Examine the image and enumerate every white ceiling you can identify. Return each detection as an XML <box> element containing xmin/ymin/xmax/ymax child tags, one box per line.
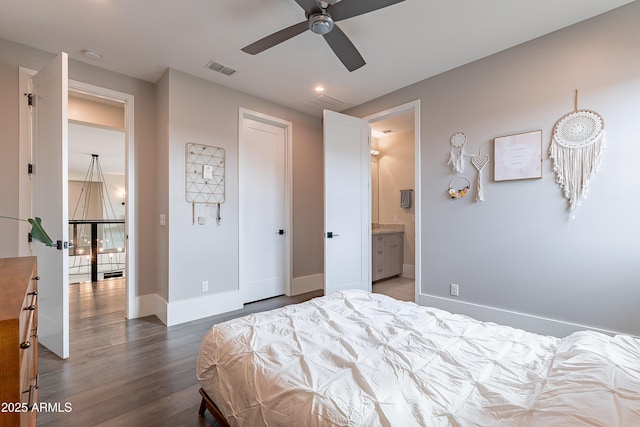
<box><xmin>68</xmin><ymin>123</ymin><xmax>124</xmax><ymax>178</ymax></box>
<box><xmin>0</xmin><ymin>1</ymin><xmax>632</xmax><ymax>118</ymax></box>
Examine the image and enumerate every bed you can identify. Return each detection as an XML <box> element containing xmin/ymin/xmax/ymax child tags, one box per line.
<box><xmin>197</xmin><ymin>290</ymin><xmax>640</xmax><ymax>426</ymax></box>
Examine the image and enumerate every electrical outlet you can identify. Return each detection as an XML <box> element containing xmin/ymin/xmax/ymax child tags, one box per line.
<box><xmin>450</xmin><ymin>283</ymin><xmax>459</xmax><ymax>297</ymax></box>
<box><xmin>201</xmin><ymin>280</ymin><xmax>209</xmax><ymax>292</ymax></box>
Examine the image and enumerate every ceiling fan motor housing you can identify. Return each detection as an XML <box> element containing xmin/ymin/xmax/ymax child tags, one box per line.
<box><xmin>308</xmin><ymin>12</ymin><xmax>334</xmax><ymax>35</ymax></box>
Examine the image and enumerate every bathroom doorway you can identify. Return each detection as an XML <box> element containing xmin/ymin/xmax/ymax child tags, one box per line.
<box><xmin>366</xmin><ymin>101</ymin><xmax>420</xmax><ymax>301</ymax></box>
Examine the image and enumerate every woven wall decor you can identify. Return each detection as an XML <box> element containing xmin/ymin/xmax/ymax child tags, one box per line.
<box><xmin>550</xmin><ymin>105</ymin><xmax>605</xmax><ymax>218</ymax></box>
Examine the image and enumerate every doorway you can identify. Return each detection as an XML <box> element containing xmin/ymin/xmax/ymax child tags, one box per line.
<box><xmin>238</xmin><ymin>108</ymin><xmax>292</xmax><ymax>302</ymax></box>
<box><xmin>18</xmin><ymin>64</ymin><xmax>136</xmax><ymax>358</ymax></box>
<box><xmin>67</xmin><ymin>80</ymin><xmax>136</xmax><ymax>321</ymax></box>
<box><xmin>365</xmin><ymin>100</ymin><xmax>421</xmax><ymax>301</ymax></box>
<box><xmin>67</xmin><ymin>93</ymin><xmax>126</xmax><ymax>285</ymax></box>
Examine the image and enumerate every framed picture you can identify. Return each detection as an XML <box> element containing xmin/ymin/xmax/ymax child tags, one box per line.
<box><xmin>494</xmin><ymin>130</ymin><xmax>542</xmax><ymax>181</ymax></box>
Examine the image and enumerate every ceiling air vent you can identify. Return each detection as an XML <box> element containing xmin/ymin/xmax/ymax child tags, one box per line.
<box><xmin>206</xmin><ymin>60</ymin><xmax>236</xmax><ymax>76</ymax></box>
<box><xmin>303</xmin><ymin>94</ymin><xmax>346</xmax><ymax>110</ymax></box>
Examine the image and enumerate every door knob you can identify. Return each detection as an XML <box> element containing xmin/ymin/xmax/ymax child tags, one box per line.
<box><xmin>326</xmin><ymin>231</ymin><xmax>340</xmax><ymax>238</ymax></box>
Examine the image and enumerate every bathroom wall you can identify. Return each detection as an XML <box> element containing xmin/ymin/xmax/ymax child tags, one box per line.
<box><xmin>375</xmin><ymin>131</ymin><xmax>416</xmax><ymax>276</ymax></box>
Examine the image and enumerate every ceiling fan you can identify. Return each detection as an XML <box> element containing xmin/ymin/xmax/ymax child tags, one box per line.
<box><xmin>241</xmin><ymin>0</ymin><xmax>406</xmax><ymax>72</ymax></box>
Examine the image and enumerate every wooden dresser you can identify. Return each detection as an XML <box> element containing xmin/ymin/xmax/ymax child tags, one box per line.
<box><xmin>0</xmin><ymin>256</ymin><xmax>38</xmax><ymax>427</ymax></box>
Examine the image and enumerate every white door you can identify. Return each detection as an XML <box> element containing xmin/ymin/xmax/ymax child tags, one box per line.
<box><xmin>239</xmin><ymin>116</ymin><xmax>287</xmax><ymax>302</ymax></box>
<box><xmin>323</xmin><ymin>110</ymin><xmax>371</xmax><ymax>295</ymax></box>
<box><xmin>31</xmin><ymin>53</ymin><xmax>70</xmax><ymax>359</ymax></box>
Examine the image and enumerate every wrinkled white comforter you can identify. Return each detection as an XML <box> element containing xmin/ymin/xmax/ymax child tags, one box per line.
<box><xmin>197</xmin><ymin>291</ymin><xmax>640</xmax><ymax>426</ymax></box>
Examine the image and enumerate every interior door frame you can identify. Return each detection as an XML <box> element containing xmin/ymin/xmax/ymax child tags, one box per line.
<box><xmin>19</xmin><ymin>67</ymin><xmax>137</xmax><ymax>320</ymax></box>
<box><xmin>364</xmin><ymin>100</ymin><xmax>421</xmax><ymax>302</ymax></box>
<box><xmin>68</xmin><ymin>81</ymin><xmax>136</xmax><ymax>319</ymax></box>
<box><xmin>238</xmin><ymin>107</ymin><xmax>293</xmax><ymax>296</ymax></box>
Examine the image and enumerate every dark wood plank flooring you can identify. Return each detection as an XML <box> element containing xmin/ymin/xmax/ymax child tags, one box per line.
<box><xmin>37</xmin><ymin>277</ymin><xmax>412</xmax><ymax>426</ymax></box>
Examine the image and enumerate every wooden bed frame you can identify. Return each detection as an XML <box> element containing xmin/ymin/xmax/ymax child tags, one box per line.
<box><xmin>198</xmin><ymin>387</ymin><xmax>231</xmax><ymax>427</ymax></box>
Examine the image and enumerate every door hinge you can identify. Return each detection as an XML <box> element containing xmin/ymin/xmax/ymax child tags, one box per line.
<box><xmin>55</xmin><ymin>240</ymin><xmax>68</xmax><ymax>250</ymax></box>
<box><xmin>25</xmin><ymin>93</ymin><xmax>33</xmax><ymax>106</ymax></box>
<box><xmin>28</xmin><ymin>163</ymin><xmax>33</xmax><ymax>175</ymax></box>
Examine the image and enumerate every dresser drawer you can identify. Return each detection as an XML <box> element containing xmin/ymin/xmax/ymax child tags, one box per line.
<box><xmin>0</xmin><ymin>256</ymin><xmax>39</xmax><ymax>427</ymax></box>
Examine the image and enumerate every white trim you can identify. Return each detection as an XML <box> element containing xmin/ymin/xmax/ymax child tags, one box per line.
<box><xmin>131</xmin><ymin>293</ymin><xmax>168</xmax><ymax>324</ymax></box>
<box><xmin>166</xmin><ymin>290</ymin><xmax>244</xmax><ymax>326</ymax></box>
<box><xmin>18</xmin><ymin>67</ymin><xmax>36</xmax><ymax>256</ymax></box>
<box><xmin>418</xmin><ymin>293</ymin><xmax>628</xmax><ymax>338</ymax></box>
<box><xmin>238</xmin><ymin>108</ymin><xmax>293</xmax><ymax>298</ymax></box>
<box><xmin>364</xmin><ymin>100</ymin><xmax>421</xmax><ymax>303</ymax></box>
<box><xmin>291</xmin><ymin>273</ymin><xmax>323</xmax><ymax>295</ymax></box>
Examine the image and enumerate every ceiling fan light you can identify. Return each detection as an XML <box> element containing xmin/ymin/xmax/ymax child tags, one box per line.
<box><xmin>308</xmin><ymin>13</ymin><xmax>334</xmax><ymax>35</ymax></box>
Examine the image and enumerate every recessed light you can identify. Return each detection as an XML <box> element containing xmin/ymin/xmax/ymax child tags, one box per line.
<box><xmin>82</xmin><ymin>49</ymin><xmax>102</xmax><ymax>61</ymax></box>
<box><xmin>315</xmin><ymin>86</ymin><xmax>325</xmax><ymax>92</ymax></box>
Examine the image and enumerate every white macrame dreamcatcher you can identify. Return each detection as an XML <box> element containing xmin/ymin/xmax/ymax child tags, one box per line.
<box><xmin>471</xmin><ymin>149</ymin><xmax>489</xmax><ymax>202</ymax></box>
<box><xmin>448</xmin><ymin>132</ymin><xmax>467</xmax><ymax>173</ymax></box>
<box><xmin>550</xmin><ymin>94</ymin><xmax>605</xmax><ymax>219</ymax></box>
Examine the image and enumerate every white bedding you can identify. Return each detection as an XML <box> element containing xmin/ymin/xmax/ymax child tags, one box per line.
<box><xmin>197</xmin><ymin>290</ymin><xmax>640</xmax><ymax>426</ymax></box>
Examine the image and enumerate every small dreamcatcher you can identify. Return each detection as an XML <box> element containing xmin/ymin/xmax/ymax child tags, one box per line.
<box><xmin>448</xmin><ymin>132</ymin><xmax>467</xmax><ymax>173</ymax></box>
<box><xmin>550</xmin><ymin>91</ymin><xmax>605</xmax><ymax>218</ymax></box>
<box><xmin>448</xmin><ymin>176</ymin><xmax>470</xmax><ymax>199</ymax></box>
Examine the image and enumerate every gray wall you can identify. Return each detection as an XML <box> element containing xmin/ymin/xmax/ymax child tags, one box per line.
<box><xmin>158</xmin><ymin>68</ymin><xmax>323</xmax><ymax>304</ymax></box>
<box><xmin>347</xmin><ymin>2</ymin><xmax>640</xmax><ymax>336</ymax></box>
<box><xmin>0</xmin><ymin>39</ymin><xmax>158</xmax><ymax>297</ymax></box>
<box><xmin>3</xmin><ymin>2</ymin><xmax>638</xmax><ymax>332</ymax></box>
<box><xmin>0</xmin><ymin>40</ymin><xmax>323</xmax><ymax>313</ymax></box>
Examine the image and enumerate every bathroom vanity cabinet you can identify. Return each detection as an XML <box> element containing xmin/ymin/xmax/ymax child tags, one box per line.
<box><xmin>372</xmin><ymin>232</ymin><xmax>403</xmax><ymax>281</ymax></box>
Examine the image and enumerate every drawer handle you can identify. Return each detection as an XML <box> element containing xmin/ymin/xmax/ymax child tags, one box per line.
<box><xmin>25</xmin><ymin>304</ymin><xmax>36</xmax><ymax>311</ymax></box>
<box><xmin>20</xmin><ymin>341</ymin><xmax>31</xmax><ymax>349</ymax></box>
<box><xmin>26</xmin><ymin>385</ymin><xmax>35</xmax><ymax>410</ymax></box>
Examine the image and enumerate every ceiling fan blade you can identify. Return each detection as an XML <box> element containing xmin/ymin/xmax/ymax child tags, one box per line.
<box><xmin>242</xmin><ymin>21</ymin><xmax>309</xmax><ymax>55</ymax></box>
<box><xmin>323</xmin><ymin>25</ymin><xmax>365</xmax><ymax>72</ymax></box>
<box><xmin>294</xmin><ymin>0</ymin><xmax>321</xmax><ymax>15</ymax></box>
<box><xmin>329</xmin><ymin>0</ymin><xmax>405</xmax><ymax>22</ymax></box>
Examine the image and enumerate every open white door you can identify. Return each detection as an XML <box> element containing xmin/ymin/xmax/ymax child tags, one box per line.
<box><xmin>31</xmin><ymin>53</ymin><xmax>70</xmax><ymax>359</ymax></box>
<box><xmin>323</xmin><ymin>110</ymin><xmax>371</xmax><ymax>295</ymax></box>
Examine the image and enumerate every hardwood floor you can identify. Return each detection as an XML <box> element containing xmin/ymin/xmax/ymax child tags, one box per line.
<box><xmin>37</xmin><ymin>277</ymin><xmax>413</xmax><ymax>426</ymax></box>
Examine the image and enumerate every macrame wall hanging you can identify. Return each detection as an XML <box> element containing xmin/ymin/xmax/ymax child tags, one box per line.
<box><xmin>448</xmin><ymin>131</ymin><xmax>467</xmax><ymax>173</ymax></box>
<box><xmin>550</xmin><ymin>91</ymin><xmax>605</xmax><ymax>219</ymax></box>
<box><xmin>471</xmin><ymin>149</ymin><xmax>489</xmax><ymax>202</ymax></box>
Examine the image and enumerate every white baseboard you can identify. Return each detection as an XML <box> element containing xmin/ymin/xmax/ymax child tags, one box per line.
<box><xmin>401</xmin><ymin>264</ymin><xmax>415</xmax><ymax>279</ymax></box>
<box><xmin>129</xmin><ymin>293</ymin><xmax>167</xmax><ymax>324</ymax></box>
<box><xmin>129</xmin><ymin>277</ymin><xmax>322</xmax><ymax>327</ymax></box>
<box><xmin>166</xmin><ymin>290</ymin><xmax>244</xmax><ymax>327</ymax></box>
<box><xmin>130</xmin><ymin>291</ymin><xmax>245</xmax><ymax>327</ymax></box>
<box><xmin>418</xmin><ymin>293</ymin><xmax>622</xmax><ymax>338</ymax></box>
<box><xmin>291</xmin><ymin>273</ymin><xmax>323</xmax><ymax>295</ymax></box>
